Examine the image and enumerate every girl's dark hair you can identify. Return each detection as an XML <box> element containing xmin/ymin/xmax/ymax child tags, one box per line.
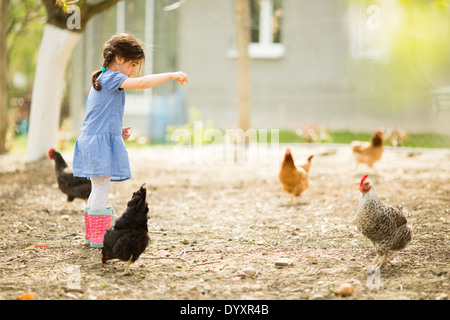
<box><xmin>92</xmin><ymin>33</ymin><xmax>145</xmax><ymax>91</ymax></box>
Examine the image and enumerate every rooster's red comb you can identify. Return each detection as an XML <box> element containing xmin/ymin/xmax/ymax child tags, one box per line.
<box><xmin>360</xmin><ymin>174</ymin><xmax>369</xmax><ymax>187</ymax></box>
<box><xmin>48</xmin><ymin>148</ymin><xmax>56</xmax><ymax>159</ymax></box>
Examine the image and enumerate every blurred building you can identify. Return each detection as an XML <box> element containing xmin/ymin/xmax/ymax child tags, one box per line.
<box><xmin>70</xmin><ymin>0</ymin><xmax>450</xmax><ymax>141</ymax></box>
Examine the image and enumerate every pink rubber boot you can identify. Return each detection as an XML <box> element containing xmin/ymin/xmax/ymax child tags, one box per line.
<box><xmin>84</xmin><ymin>207</ymin><xmax>90</xmax><ymax>244</ymax></box>
<box><xmin>87</xmin><ymin>207</ymin><xmax>114</xmax><ymax>248</ymax></box>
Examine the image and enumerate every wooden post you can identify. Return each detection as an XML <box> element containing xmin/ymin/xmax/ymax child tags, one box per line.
<box><xmin>235</xmin><ymin>0</ymin><xmax>251</xmax><ymax>133</ymax></box>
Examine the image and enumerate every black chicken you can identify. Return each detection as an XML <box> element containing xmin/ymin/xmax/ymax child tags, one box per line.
<box><xmin>48</xmin><ymin>148</ymin><xmax>91</xmax><ymax>209</ymax></box>
<box><xmin>101</xmin><ymin>185</ymin><xmax>150</xmax><ymax>275</ymax></box>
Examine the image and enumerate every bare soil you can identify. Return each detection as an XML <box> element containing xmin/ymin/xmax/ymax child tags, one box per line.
<box><xmin>0</xmin><ymin>144</ymin><xmax>449</xmax><ymax>301</ymax></box>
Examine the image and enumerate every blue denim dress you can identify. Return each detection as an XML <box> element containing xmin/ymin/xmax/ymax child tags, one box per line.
<box><xmin>73</xmin><ymin>70</ymin><xmax>131</xmax><ymax>181</ymax></box>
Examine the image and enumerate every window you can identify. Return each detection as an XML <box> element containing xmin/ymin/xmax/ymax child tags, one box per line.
<box><xmin>348</xmin><ymin>0</ymin><xmax>398</xmax><ymax>60</ymax></box>
<box><xmin>251</xmin><ymin>0</ymin><xmax>282</xmax><ymax>44</ymax></box>
<box><xmin>250</xmin><ymin>0</ymin><xmax>284</xmax><ymax>58</ymax></box>
<box><xmin>228</xmin><ymin>0</ymin><xmax>285</xmax><ymax>59</ymax></box>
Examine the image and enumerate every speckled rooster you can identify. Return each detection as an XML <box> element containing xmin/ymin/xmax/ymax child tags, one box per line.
<box><xmin>356</xmin><ymin>175</ymin><xmax>412</xmax><ymax>268</ymax></box>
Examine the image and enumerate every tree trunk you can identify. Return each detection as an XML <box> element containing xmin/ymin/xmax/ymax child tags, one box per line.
<box><xmin>235</xmin><ymin>0</ymin><xmax>251</xmax><ymax>132</ymax></box>
<box><xmin>24</xmin><ymin>24</ymin><xmax>81</xmax><ymax>162</ymax></box>
<box><xmin>24</xmin><ymin>0</ymin><xmax>121</xmax><ymax>162</ymax></box>
<box><xmin>0</xmin><ymin>0</ymin><xmax>8</xmax><ymax>154</ymax></box>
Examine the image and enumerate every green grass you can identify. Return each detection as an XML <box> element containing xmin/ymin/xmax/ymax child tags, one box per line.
<box><xmin>327</xmin><ymin>131</ymin><xmax>373</xmax><ymax>144</ymax></box>
<box><xmin>6</xmin><ymin>130</ymin><xmax>450</xmax><ymax>155</ymax></box>
<box><xmin>401</xmin><ymin>133</ymin><xmax>450</xmax><ymax>148</ymax></box>
<box><xmin>329</xmin><ymin>130</ymin><xmax>450</xmax><ymax>148</ymax></box>
<box><xmin>272</xmin><ymin>130</ymin><xmax>450</xmax><ymax>148</ymax></box>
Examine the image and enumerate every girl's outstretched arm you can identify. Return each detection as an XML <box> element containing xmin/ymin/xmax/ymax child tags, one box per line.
<box><xmin>120</xmin><ymin>71</ymin><xmax>188</xmax><ymax>89</ymax></box>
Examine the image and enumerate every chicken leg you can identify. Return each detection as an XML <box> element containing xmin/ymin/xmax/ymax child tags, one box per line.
<box><xmin>376</xmin><ymin>252</ymin><xmax>391</xmax><ymax>268</ymax></box>
<box><xmin>122</xmin><ymin>255</ymin><xmax>134</xmax><ymax>276</ymax></box>
<box><xmin>364</xmin><ymin>253</ymin><xmax>381</xmax><ymax>272</ymax></box>
<box><xmin>366</xmin><ymin>252</ymin><xmax>391</xmax><ymax>272</ymax></box>
<box><xmin>62</xmin><ymin>201</ymin><xmax>69</xmax><ymax>211</ymax></box>
<box><xmin>371</xmin><ymin>253</ymin><xmax>381</xmax><ymax>266</ymax></box>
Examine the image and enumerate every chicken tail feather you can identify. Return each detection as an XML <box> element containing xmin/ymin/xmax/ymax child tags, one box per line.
<box><xmin>297</xmin><ymin>155</ymin><xmax>314</xmax><ymax>172</ymax></box>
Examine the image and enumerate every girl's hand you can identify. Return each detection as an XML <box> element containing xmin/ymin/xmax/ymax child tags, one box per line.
<box><xmin>172</xmin><ymin>71</ymin><xmax>188</xmax><ymax>85</ymax></box>
<box><xmin>122</xmin><ymin>126</ymin><xmax>132</xmax><ymax>141</ymax></box>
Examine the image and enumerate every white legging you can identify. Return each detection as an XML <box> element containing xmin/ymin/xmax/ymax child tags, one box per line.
<box><xmin>88</xmin><ymin>176</ymin><xmax>111</xmax><ymax>211</ymax></box>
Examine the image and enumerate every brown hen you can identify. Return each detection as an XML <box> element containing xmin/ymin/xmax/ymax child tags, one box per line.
<box><xmin>279</xmin><ymin>149</ymin><xmax>314</xmax><ymax>204</ymax></box>
<box><xmin>351</xmin><ymin>129</ymin><xmax>384</xmax><ymax>169</ymax></box>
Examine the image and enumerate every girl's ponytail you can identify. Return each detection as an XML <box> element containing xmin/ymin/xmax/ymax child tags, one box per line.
<box><xmin>92</xmin><ymin>70</ymin><xmax>102</xmax><ymax>91</ymax></box>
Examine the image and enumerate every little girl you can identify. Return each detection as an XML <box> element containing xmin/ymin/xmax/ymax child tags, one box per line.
<box><xmin>73</xmin><ymin>33</ymin><xmax>188</xmax><ymax>247</ymax></box>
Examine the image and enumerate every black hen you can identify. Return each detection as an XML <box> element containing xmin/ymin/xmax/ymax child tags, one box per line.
<box><xmin>48</xmin><ymin>148</ymin><xmax>91</xmax><ymax>208</ymax></box>
<box><xmin>101</xmin><ymin>185</ymin><xmax>150</xmax><ymax>275</ymax></box>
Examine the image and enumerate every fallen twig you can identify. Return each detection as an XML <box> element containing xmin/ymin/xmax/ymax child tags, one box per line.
<box><xmin>140</xmin><ymin>255</ymin><xmax>192</xmax><ymax>265</ymax></box>
<box><xmin>29</xmin><ymin>251</ymin><xmax>63</xmax><ymax>261</ymax></box>
<box><xmin>20</xmin><ymin>247</ymin><xmax>37</xmax><ymax>252</ymax></box>
<box><xmin>61</xmin><ymin>286</ymin><xmax>84</xmax><ymax>294</ymax></box>
<box><xmin>58</xmin><ymin>233</ymin><xmax>77</xmax><ymax>238</ymax></box>
<box><xmin>140</xmin><ymin>250</ymin><xmax>220</xmax><ymax>268</ymax></box>
<box><xmin>179</xmin><ymin>247</ymin><xmax>206</xmax><ymax>256</ymax></box>
<box><xmin>191</xmin><ymin>260</ymin><xmax>222</xmax><ymax>267</ymax></box>
<box><xmin>148</xmin><ymin>230</ymin><xmax>168</xmax><ymax>235</ymax></box>
<box><xmin>260</xmin><ymin>228</ymin><xmax>280</xmax><ymax>245</ymax></box>
<box><xmin>421</xmin><ymin>261</ymin><xmax>450</xmax><ymax>266</ymax></box>
<box><xmin>0</xmin><ymin>265</ymin><xmax>27</xmax><ymax>270</ymax></box>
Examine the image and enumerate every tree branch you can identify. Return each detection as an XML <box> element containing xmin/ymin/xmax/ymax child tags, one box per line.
<box><xmin>42</xmin><ymin>0</ymin><xmax>122</xmax><ymax>32</ymax></box>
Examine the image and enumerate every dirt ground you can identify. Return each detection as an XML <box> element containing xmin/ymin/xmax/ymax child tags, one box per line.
<box><xmin>0</xmin><ymin>144</ymin><xmax>449</xmax><ymax>301</ymax></box>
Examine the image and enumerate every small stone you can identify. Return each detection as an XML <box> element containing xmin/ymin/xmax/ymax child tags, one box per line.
<box><xmin>274</xmin><ymin>258</ymin><xmax>294</xmax><ymax>267</ymax></box>
<box><xmin>437</xmin><ymin>293</ymin><xmax>448</xmax><ymax>300</ymax></box>
<box><xmin>240</xmin><ymin>267</ymin><xmax>258</xmax><ymax>277</ymax></box>
<box><xmin>309</xmin><ymin>293</ymin><xmax>325</xmax><ymax>300</ymax></box>
<box><xmin>234</xmin><ymin>267</ymin><xmax>258</xmax><ymax>278</ymax></box>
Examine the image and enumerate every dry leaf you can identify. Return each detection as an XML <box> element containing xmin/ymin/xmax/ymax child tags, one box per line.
<box><xmin>16</xmin><ymin>292</ymin><xmax>35</xmax><ymax>300</ymax></box>
<box><xmin>334</xmin><ymin>283</ymin><xmax>355</xmax><ymax>297</ymax></box>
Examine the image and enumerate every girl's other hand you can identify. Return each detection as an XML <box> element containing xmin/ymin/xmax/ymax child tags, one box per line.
<box><xmin>172</xmin><ymin>71</ymin><xmax>188</xmax><ymax>85</ymax></box>
<box><xmin>122</xmin><ymin>126</ymin><xmax>132</xmax><ymax>141</ymax></box>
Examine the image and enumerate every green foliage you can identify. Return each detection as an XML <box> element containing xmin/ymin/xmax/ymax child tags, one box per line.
<box><xmin>55</xmin><ymin>0</ymin><xmax>72</xmax><ymax>13</ymax></box>
<box><xmin>7</xmin><ymin>0</ymin><xmax>46</xmax><ymax>84</ymax></box>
